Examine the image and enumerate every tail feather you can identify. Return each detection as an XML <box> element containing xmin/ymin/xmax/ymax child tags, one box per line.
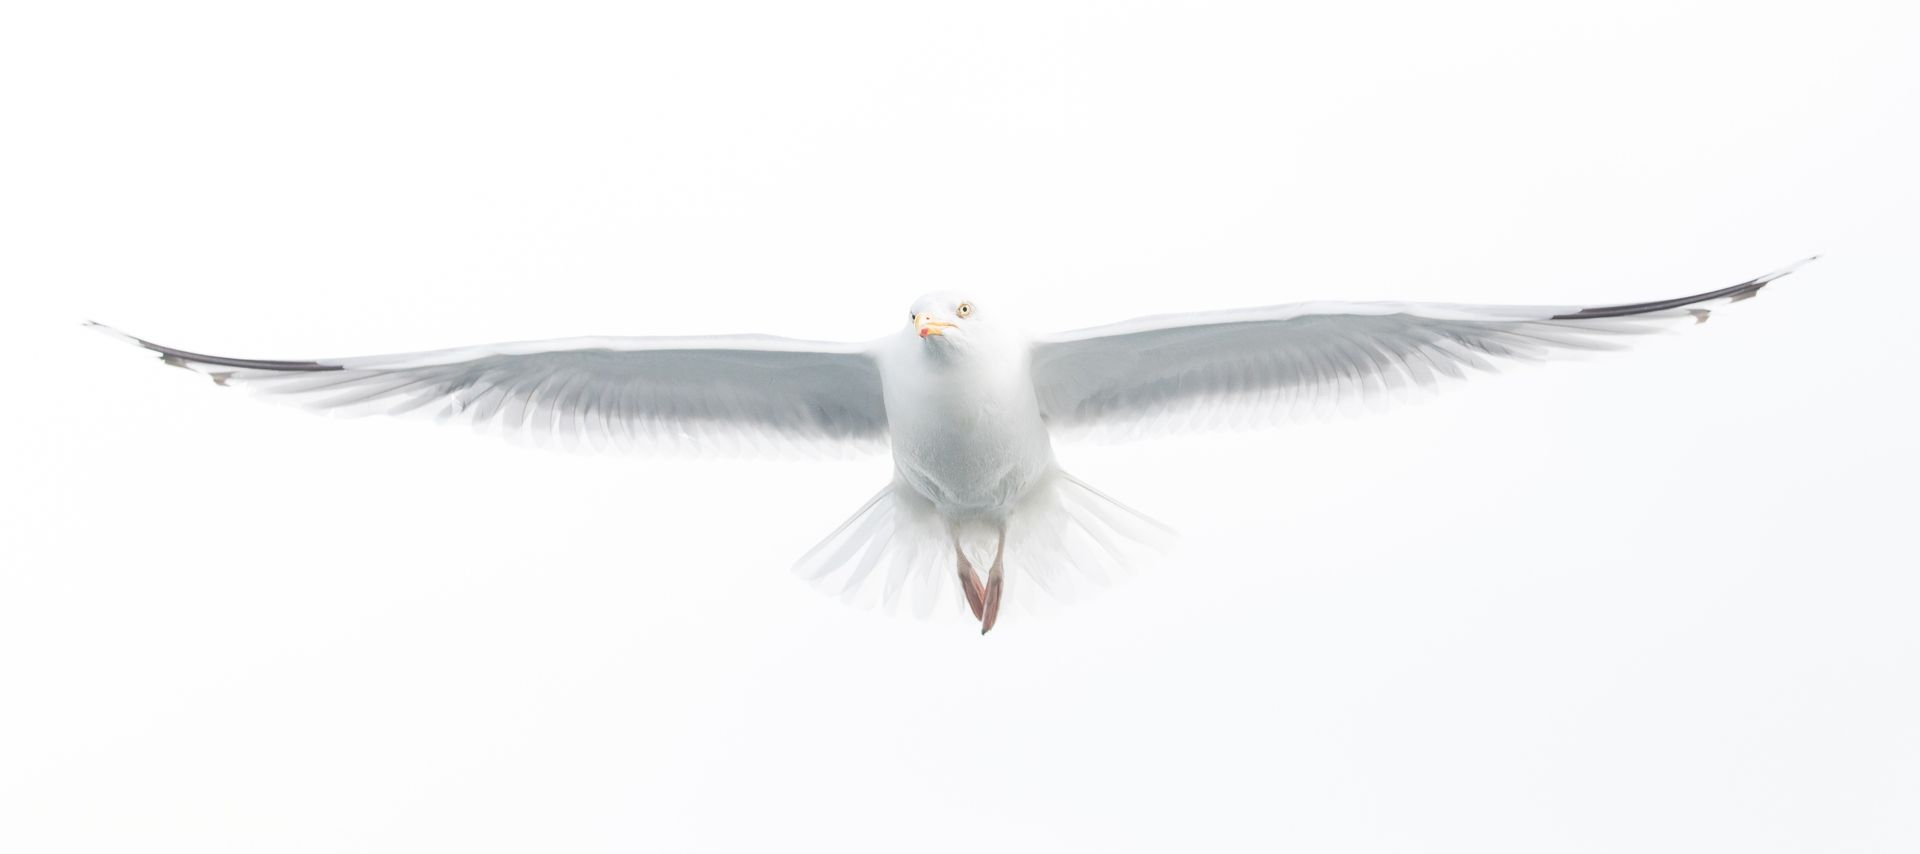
<box><xmin>1007</xmin><ymin>471</ymin><xmax>1174</xmax><ymax>608</ymax></box>
<box><xmin>793</xmin><ymin>482</ymin><xmax>952</xmax><ymax>618</ymax></box>
<box><xmin>792</xmin><ymin>470</ymin><xmax>1175</xmax><ymax>622</ymax></box>
<box><xmin>837</xmin><ymin>506</ymin><xmax>896</xmax><ymax>599</ymax></box>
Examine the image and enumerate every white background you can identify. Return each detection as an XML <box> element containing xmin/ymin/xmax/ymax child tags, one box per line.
<box><xmin>3</xmin><ymin>2</ymin><xmax>1916</xmax><ymax>852</ymax></box>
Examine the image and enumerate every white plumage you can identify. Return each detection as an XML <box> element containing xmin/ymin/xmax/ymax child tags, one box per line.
<box><xmin>92</xmin><ymin>258</ymin><xmax>1812</xmax><ymax>632</ymax></box>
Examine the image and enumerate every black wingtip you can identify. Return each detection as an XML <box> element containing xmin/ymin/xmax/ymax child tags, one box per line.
<box><xmin>87</xmin><ymin>321</ymin><xmax>344</xmax><ymax>373</ymax></box>
<box><xmin>1550</xmin><ymin>257</ymin><xmax>1817</xmax><ymax>321</ymax></box>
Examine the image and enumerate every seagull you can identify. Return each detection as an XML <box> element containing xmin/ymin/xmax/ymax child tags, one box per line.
<box><xmin>93</xmin><ymin>258</ymin><xmax>1813</xmax><ymax>633</ymax></box>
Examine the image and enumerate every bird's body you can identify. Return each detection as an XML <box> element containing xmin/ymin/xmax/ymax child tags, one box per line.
<box><xmin>93</xmin><ymin>259</ymin><xmax>1814</xmax><ymax>633</ymax></box>
<box><xmin>879</xmin><ymin>295</ymin><xmax>1051</xmax><ymax>521</ymax></box>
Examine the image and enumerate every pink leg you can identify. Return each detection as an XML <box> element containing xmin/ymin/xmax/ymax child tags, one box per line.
<box><xmin>980</xmin><ymin>529</ymin><xmax>1006</xmax><ymax>635</ymax></box>
<box><xmin>956</xmin><ymin>542</ymin><xmax>986</xmax><ymax>622</ymax></box>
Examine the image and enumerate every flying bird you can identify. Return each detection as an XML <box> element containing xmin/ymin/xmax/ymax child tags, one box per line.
<box><xmin>93</xmin><ymin>259</ymin><xmax>1812</xmax><ymax>633</ymax></box>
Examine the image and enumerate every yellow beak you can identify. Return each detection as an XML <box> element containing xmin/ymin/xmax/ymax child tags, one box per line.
<box><xmin>915</xmin><ymin>315</ymin><xmax>953</xmax><ymax>338</ymax></box>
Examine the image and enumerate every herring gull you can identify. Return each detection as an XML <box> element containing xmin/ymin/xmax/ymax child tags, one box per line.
<box><xmin>92</xmin><ymin>258</ymin><xmax>1813</xmax><ymax>633</ymax></box>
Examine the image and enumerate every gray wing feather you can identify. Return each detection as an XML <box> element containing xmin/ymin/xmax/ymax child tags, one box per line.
<box><xmin>93</xmin><ymin>325</ymin><xmax>888</xmax><ymax>458</ymax></box>
<box><xmin>1030</xmin><ymin>259</ymin><xmax>1812</xmax><ymax>440</ymax></box>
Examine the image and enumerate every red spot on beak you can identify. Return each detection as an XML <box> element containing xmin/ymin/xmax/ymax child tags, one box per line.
<box><xmin>919</xmin><ymin>326</ymin><xmax>934</xmax><ymax>338</ymax></box>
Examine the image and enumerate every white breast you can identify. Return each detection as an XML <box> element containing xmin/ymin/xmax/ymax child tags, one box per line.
<box><xmin>877</xmin><ymin>333</ymin><xmax>1054</xmax><ymax>520</ymax></box>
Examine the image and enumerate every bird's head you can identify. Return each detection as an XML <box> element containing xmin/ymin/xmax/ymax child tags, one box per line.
<box><xmin>907</xmin><ymin>292</ymin><xmax>984</xmax><ymax>345</ymax></box>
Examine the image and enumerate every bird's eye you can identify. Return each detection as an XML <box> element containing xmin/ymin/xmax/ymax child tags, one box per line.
<box><xmin>957</xmin><ymin>302</ymin><xmax>973</xmax><ymax>318</ymax></box>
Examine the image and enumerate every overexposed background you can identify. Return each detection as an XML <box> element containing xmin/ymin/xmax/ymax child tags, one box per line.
<box><xmin>2</xmin><ymin>2</ymin><xmax>1916</xmax><ymax>851</ymax></box>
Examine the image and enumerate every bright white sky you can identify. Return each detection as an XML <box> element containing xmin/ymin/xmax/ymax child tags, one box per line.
<box><xmin>3</xmin><ymin>2</ymin><xmax>1917</xmax><ymax>852</ymax></box>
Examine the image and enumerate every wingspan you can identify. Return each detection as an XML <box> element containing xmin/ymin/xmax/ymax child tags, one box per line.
<box><xmin>1029</xmin><ymin>258</ymin><xmax>1814</xmax><ymax>440</ymax></box>
<box><xmin>92</xmin><ymin>325</ymin><xmax>889</xmax><ymax>458</ymax></box>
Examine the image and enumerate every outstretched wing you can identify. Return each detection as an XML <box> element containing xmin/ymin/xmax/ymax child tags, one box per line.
<box><xmin>1029</xmin><ymin>259</ymin><xmax>1812</xmax><ymax>440</ymax></box>
<box><xmin>93</xmin><ymin>326</ymin><xmax>889</xmax><ymax>457</ymax></box>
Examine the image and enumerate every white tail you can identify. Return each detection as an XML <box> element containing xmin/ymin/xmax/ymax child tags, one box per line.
<box><xmin>792</xmin><ymin>469</ymin><xmax>1176</xmax><ymax>621</ymax></box>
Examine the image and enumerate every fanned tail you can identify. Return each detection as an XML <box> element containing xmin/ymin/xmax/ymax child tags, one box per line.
<box><xmin>792</xmin><ymin>470</ymin><xmax>1176</xmax><ymax>623</ymax></box>
<box><xmin>791</xmin><ymin>482</ymin><xmax>954</xmax><ymax>619</ymax></box>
